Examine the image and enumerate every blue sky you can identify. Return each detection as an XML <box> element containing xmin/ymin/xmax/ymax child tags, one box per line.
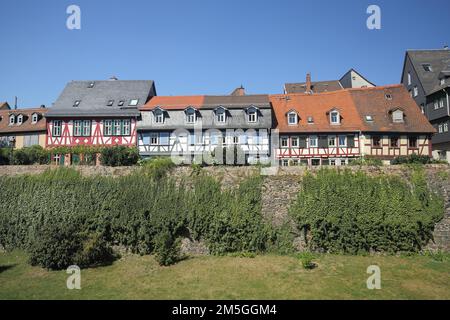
<box><xmin>0</xmin><ymin>0</ymin><xmax>449</xmax><ymax>107</ymax></box>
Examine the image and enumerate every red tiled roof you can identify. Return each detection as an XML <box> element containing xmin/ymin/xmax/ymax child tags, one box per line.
<box><xmin>0</xmin><ymin>107</ymin><xmax>48</xmax><ymax>134</ymax></box>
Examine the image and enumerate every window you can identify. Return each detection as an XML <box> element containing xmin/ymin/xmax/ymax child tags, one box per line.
<box><xmin>338</xmin><ymin>135</ymin><xmax>346</xmax><ymax>147</ymax></box>
<box><xmin>82</xmin><ymin>120</ymin><xmax>91</xmax><ymax>136</ymax></box>
<box><xmin>73</xmin><ymin>100</ymin><xmax>81</xmax><ymax>107</ymax></box>
<box><xmin>372</xmin><ymin>136</ymin><xmax>381</xmax><ymax>148</ymax></box>
<box><xmin>129</xmin><ymin>99</ymin><xmax>139</xmax><ymax>106</ymax></box>
<box><xmin>113</xmin><ymin>120</ymin><xmax>121</xmax><ymax>135</ymax></box>
<box><xmin>309</xmin><ymin>135</ymin><xmax>318</xmax><ymax>148</ymax></box>
<box><xmin>365</xmin><ymin>115</ymin><xmax>373</xmax><ymax>122</ymax></box>
<box><xmin>154</xmin><ymin>109</ymin><xmax>164</xmax><ymax>124</ymax></box>
<box><xmin>385</xmin><ymin>94</ymin><xmax>393</xmax><ymax>100</ymax></box>
<box><xmin>281</xmin><ymin>137</ymin><xmax>288</xmax><ymax>148</ymax></box>
<box><xmin>186</xmin><ymin>108</ymin><xmax>196</xmax><ymax>124</ymax></box>
<box><xmin>281</xmin><ymin>159</ymin><xmax>289</xmax><ymax>167</ymax></box>
<box><xmin>24</xmin><ymin>134</ymin><xmax>39</xmax><ymax>147</ymax></box>
<box><xmin>392</xmin><ymin>110</ymin><xmax>404</xmax><ymax>123</ymax></box>
<box><xmin>104</xmin><ymin>120</ymin><xmax>112</xmax><ymax>136</ymax></box>
<box><xmin>150</xmin><ymin>133</ymin><xmax>158</xmax><ymax>145</ymax></box>
<box><xmin>9</xmin><ymin>115</ymin><xmax>15</xmax><ymax>125</ymax></box>
<box><xmin>32</xmin><ymin>113</ymin><xmax>38</xmax><ymax>123</ymax></box>
<box><xmin>52</xmin><ymin>120</ymin><xmax>62</xmax><ymax>137</ymax></box>
<box><xmin>409</xmin><ymin>137</ymin><xmax>418</xmax><ymax>148</ymax></box>
<box><xmin>17</xmin><ymin>115</ymin><xmax>23</xmax><ymax>125</ymax></box>
<box><xmin>390</xmin><ymin>136</ymin><xmax>399</xmax><ymax>148</ymax></box>
<box><xmin>233</xmin><ymin>136</ymin><xmax>239</xmax><ymax>144</ymax></box>
<box><xmin>330</xmin><ymin>111</ymin><xmax>340</xmax><ymax>124</ymax></box>
<box><xmin>420</xmin><ymin>104</ymin><xmax>425</xmax><ymax>114</ymax></box>
<box><xmin>288</xmin><ymin>112</ymin><xmax>297</xmax><ymax>125</ymax></box>
<box><xmin>307</xmin><ymin>116</ymin><xmax>314</xmax><ymax>124</ymax></box>
<box><xmin>291</xmin><ymin>137</ymin><xmax>299</xmax><ymax>147</ymax></box>
<box><xmin>407</xmin><ymin>72</ymin><xmax>411</xmax><ymax>85</ymax></box>
<box><xmin>311</xmin><ymin>159</ymin><xmax>321</xmax><ymax>166</ymax></box>
<box><xmin>413</xmin><ymin>86</ymin><xmax>418</xmax><ymax>97</ymax></box>
<box><xmin>409</xmin><ymin>90</ymin><xmax>412</xmax><ymax>98</ymax></box>
<box><xmin>439</xmin><ymin>98</ymin><xmax>445</xmax><ymax>109</ymax></box>
<box><xmin>73</xmin><ymin>120</ymin><xmax>82</xmax><ymax>136</ymax></box>
<box><xmin>118</xmin><ymin>100</ymin><xmax>125</xmax><ymax>107</ymax></box>
<box><xmin>328</xmin><ymin>136</ymin><xmax>336</xmax><ymax>147</ymax></box>
<box><xmin>247</xmin><ymin>108</ymin><xmax>257</xmax><ymax>123</ymax></box>
<box><xmin>438</xmin><ymin>124</ymin><xmax>443</xmax><ymax>133</ymax></box>
<box><xmin>422</xmin><ymin>64</ymin><xmax>432</xmax><ymax>72</ymax></box>
<box><xmin>216</xmin><ymin>108</ymin><xmax>226</xmax><ymax>123</ymax></box>
<box><xmin>434</xmin><ymin>100</ymin><xmax>439</xmax><ymax>110</ymax></box>
<box><xmin>444</xmin><ymin>122</ymin><xmax>449</xmax><ymax>132</ymax></box>
<box><xmin>440</xmin><ymin>78</ymin><xmax>445</xmax><ymax>86</ymax></box>
<box><xmin>88</xmin><ymin>82</ymin><xmax>95</xmax><ymax>88</ymax></box>
<box><xmin>107</xmin><ymin>100</ymin><xmax>114</xmax><ymax>106</ymax></box>
<box><xmin>122</xmin><ymin>120</ymin><xmax>131</xmax><ymax>136</ymax></box>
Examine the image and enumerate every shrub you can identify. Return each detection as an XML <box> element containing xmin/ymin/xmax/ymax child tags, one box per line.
<box><xmin>140</xmin><ymin>157</ymin><xmax>175</xmax><ymax>179</ymax></box>
<box><xmin>289</xmin><ymin>168</ymin><xmax>444</xmax><ymax>254</ymax></box>
<box><xmin>100</xmin><ymin>146</ymin><xmax>140</xmax><ymax>166</ymax></box>
<box><xmin>349</xmin><ymin>156</ymin><xmax>383</xmax><ymax>166</ymax></box>
<box><xmin>0</xmin><ymin>148</ymin><xmax>12</xmax><ymax>165</ymax></box>
<box><xmin>75</xmin><ymin>232</ymin><xmax>115</xmax><ymax>268</ymax></box>
<box><xmin>392</xmin><ymin>154</ymin><xmax>432</xmax><ymax>165</ymax></box>
<box><xmin>297</xmin><ymin>252</ymin><xmax>317</xmax><ymax>269</ymax></box>
<box><xmin>11</xmin><ymin>145</ymin><xmax>49</xmax><ymax>165</ymax></box>
<box><xmin>153</xmin><ymin>230</ymin><xmax>181</xmax><ymax>266</ymax></box>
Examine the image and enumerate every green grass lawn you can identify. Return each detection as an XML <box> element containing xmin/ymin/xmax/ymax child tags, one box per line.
<box><xmin>0</xmin><ymin>250</ymin><xmax>449</xmax><ymax>300</ymax></box>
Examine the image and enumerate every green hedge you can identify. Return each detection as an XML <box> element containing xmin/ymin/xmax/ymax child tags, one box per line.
<box><xmin>289</xmin><ymin>168</ymin><xmax>444</xmax><ymax>254</ymax></box>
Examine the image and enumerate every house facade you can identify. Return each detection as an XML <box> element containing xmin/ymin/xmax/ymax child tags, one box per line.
<box><xmin>401</xmin><ymin>48</ymin><xmax>450</xmax><ymax>162</ymax></box>
<box><xmin>46</xmin><ymin>79</ymin><xmax>156</xmax><ymax>150</ymax></box>
<box><xmin>0</xmin><ymin>106</ymin><xmax>48</xmax><ymax>149</ymax></box>
<box><xmin>137</xmin><ymin>89</ymin><xmax>272</xmax><ymax>164</ymax></box>
<box><xmin>271</xmin><ymin>85</ymin><xmax>435</xmax><ymax>166</ymax></box>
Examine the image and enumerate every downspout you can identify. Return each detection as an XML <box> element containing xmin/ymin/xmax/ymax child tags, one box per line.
<box><xmin>446</xmin><ymin>88</ymin><xmax>449</xmax><ymax>116</ymax></box>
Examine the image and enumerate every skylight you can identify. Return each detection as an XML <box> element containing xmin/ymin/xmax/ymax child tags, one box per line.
<box><xmin>129</xmin><ymin>99</ymin><xmax>139</xmax><ymax>106</ymax></box>
<box><xmin>307</xmin><ymin>116</ymin><xmax>314</xmax><ymax>124</ymax></box>
<box><xmin>73</xmin><ymin>100</ymin><xmax>81</xmax><ymax>107</ymax></box>
<box><xmin>118</xmin><ymin>100</ymin><xmax>125</xmax><ymax>107</ymax></box>
<box><xmin>365</xmin><ymin>115</ymin><xmax>373</xmax><ymax>122</ymax></box>
<box><xmin>88</xmin><ymin>82</ymin><xmax>95</xmax><ymax>88</ymax></box>
<box><xmin>107</xmin><ymin>100</ymin><xmax>114</xmax><ymax>107</ymax></box>
<box><xmin>422</xmin><ymin>64</ymin><xmax>432</xmax><ymax>72</ymax></box>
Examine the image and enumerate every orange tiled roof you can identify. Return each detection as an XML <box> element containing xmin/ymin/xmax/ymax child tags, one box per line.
<box><xmin>0</xmin><ymin>107</ymin><xmax>48</xmax><ymax>134</ymax></box>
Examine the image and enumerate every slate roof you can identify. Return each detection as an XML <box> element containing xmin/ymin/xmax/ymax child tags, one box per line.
<box><xmin>140</xmin><ymin>94</ymin><xmax>270</xmax><ymax>110</ymax></box>
<box><xmin>284</xmin><ymin>80</ymin><xmax>343</xmax><ymax>94</ymax></box>
<box><xmin>0</xmin><ymin>102</ymin><xmax>10</xmax><ymax>110</ymax></box>
<box><xmin>271</xmin><ymin>85</ymin><xmax>435</xmax><ymax>134</ymax></box>
<box><xmin>46</xmin><ymin>80</ymin><xmax>156</xmax><ymax>118</ymax></box>
<box><xmin>0</xmin><ymin>107</ymin><xmax>48</xmax><ymax>134</ymax></box>
<box><xmin>405</xmin><ymin>49</ymin><xmax>450</xmax><ymax>95</ymax></box>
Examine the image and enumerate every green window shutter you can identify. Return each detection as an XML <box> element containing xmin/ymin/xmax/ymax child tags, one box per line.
<box><xmin>347</xmin><ymin>135</ymin><xmax>355</xmax><ymax>148</ymax></box>
<box><xmin>298</xmin><ymin>136</ymin><xmax>307</xmax><ymax>148</ymax></box>
<box><xmin>318</xmin><ymin>136</ymin><xmax>328</xmax><ymax>148</ymax></box>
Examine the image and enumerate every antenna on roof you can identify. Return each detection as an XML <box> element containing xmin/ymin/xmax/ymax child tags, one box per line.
<box><xmin>14</xmin><ymin>96</ymin><xmax>18</xmax><ymax>110</ymax></box>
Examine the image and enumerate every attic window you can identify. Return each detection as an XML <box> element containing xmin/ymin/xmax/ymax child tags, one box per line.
<box><xmin>365</xmin><ymin>115</ymin><xmax>374</xmax><ymax>122</ymax></box>
<box><xmin>287</xmin><ymin>112</ymin><xmax>298</xmax><ymax>125</ymax></box>
<box><xmin>118</xmin><ymin>100</ymin><xmax>125</xmax><ymax>107</ymax></box>
<box><xmin>422</xmin><ymin>64</ymin><xmax>432</xmax><ymax>72</ymax></box>
<box><xmin>73</xmin><ymin>100</ymin><xmax>81</xmax><ymax>107</ymax></box>
<box><xmin>17</xmin><ymin>114</ymin><xmax>23</xmax><ymax>125</ymax></box>
<box><xmin>9</xmin><ymin>115</ymin><xmax>15</xmax><ymax>125</ymax></box>
<box><xmin>441</xmin><ymin>78</ymin><xmax>446</xmax><ymax>86</ymax></box>
<box><xmin>385</xmin><ymin>94</ymin><xmax>392</xmax><ymax>100</ymax></box>
<box><xmin>32</xmin><ymin>113</ymin><xmax>38</xmax><ymax>123</ymax></box>
<box><xmin>330</xmin><ymin>111</ymin><xmax>340</xmax><ymax>125</ymax></box>
<box><xmin>392</xmin><ymin>109</ymin><xmax>404</xmax><ymax>123</ymax></box>
<box><xmin>107</xmin><ymin>100</ymin><xmax>114</xmax><ymax>107</ymax></box>
<box><xmin>307</xmin><ymin>116</ymin><xmax>314</xmax><ymax>124</ymax></box>
<box><xmin>88</xmin><ymin>82</ymin><xmax>95</xmax><ymax>88</ymax></box>
<box><xmin>129</xmin><ymin>99</ymin><xmax>139</xmax><ymax>106</ymax></box>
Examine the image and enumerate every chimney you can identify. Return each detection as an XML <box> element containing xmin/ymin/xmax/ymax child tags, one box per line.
<box><xmin>231</xmin><ymin>85</ymin><xmax>245</xmax><ymax>96</ymax></box>
<box><xmin>306</xmin><ymin>73</ymin><xmax>312</xmax><ymax>94</ymax></box>
<box><xmin>40</xmin><ymin>104</ymin><xmax>46</xmax><ymax>109</ymax></box>
<box><xmin>14</xmin><ymin>96</ymin><xmax>18</xmax><ymax>110</ymax></box>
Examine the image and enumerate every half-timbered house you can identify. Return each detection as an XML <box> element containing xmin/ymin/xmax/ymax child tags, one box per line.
<box><xmin>137</xmin><ymin>89</ymin><xmax>272</xmax><ymax>164</ymax></box>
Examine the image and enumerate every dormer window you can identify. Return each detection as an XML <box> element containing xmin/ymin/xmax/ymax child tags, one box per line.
<box><xmin>307</xmin><ymin>116</ymin><xmax>314</xmax><ymax>124</ymax></box>
<box><xmin>129</xmin><ymin>99</ymin><xmax>139</xmax><ymax>106</ymax></box>
<box><xmin>118</xmin><ymin>100</ymin><xmax>125</xmax><ymax>107</ymax></box>
<box><xmin>287</xmin><ymin>111</ymin><xmax>298</xmax><ymax>125</ymax></box>
<box><xmin>441</xmin><ymin>78</ymin><xmax>446</xmax><ymax>86</ymax></box>
<box><xmin>154</xmin><ymin>108</ymin><xmax>164</xmax><ymax>124</ymax></box>
<box><xmin>392</xmin><ymin>109</ymin><xmax>404</xmax><ymax>123</ymax></box>
<box><xmin>330</xmin><ymin>110</ymin><xmax>340</xmax><ymax>125</ymax></box>
<box><xmin>73</xmin><ymin>100</ymin><xmax>81</xmax><ymax>107</ymax></box>
<box><xmin>215</xmin><ymin>107</ymin><xmax>226</xmax><ymax>123</ymax></box>
<box><xmin>365</xmin><ymin>115</ymin><xmax>373</xmax><ymax>122</ymax></box>
<box><xmin>17</xmin><ymin>114</ymin><xmax>23</xmax><ymax>125</ymax></box>
<box><xmin>88</xmin><ymin>82</ymin><xmax>95</xmax><ymax>88</ymax></box>
<box><xmin>413</xmin><ymin>86</ymin><xmax>418</xmax><ymax>97</ymax></box>
<box><xmin>32</xmin><ymin>113</ymin><xmax>38</xmax><ymax>123</ymax></box>
<box><xmin>9</xmin><ymin>115</ymin><xmax>15</xmax><ymax>125</ymax></box>
<box><xmin>422</xmin><ymin>64</ymin><xmax>432</xmax><ymax>72</ymax></box>
<box><xmin>247</xmin><ymin>107</ymin><xmax>258</xmax><ymax>123</ymax></box>
<box><xmin>107</xmin><ymin>100</ymin><xmax>114</xmax><ymax>106</ymax></box>
<box><xmin>407</xmin><ymin>72</ymin><xmax>411</xmax><ymax>85</ymax></box>
<box><xmin>385</xmin><ymin>94</ymin><xmax>393</xmax><ymax>100</ymax></box>
<box><xmin>185</xmin><ymin>107</ymin><xmax>197</xmax><ymax>124</ymax></box>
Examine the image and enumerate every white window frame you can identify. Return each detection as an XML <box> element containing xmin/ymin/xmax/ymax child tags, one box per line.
<box><xmin>129</xmin><ymin>99</ymin><xmax>139</xmax><ymax>106</ymax></box>
<box><xmin>31</xmin><ymin>113</ymin><xmax>38</xmax><ymax>123</ymax></box>
<box><xmin>52</xmin><ymin>120</ymin><xmax>62</xmax><ymax>137</ymax></box>
<box><xmin>444</xmin><ymin>122</ymin><xmax>449</xmax><ymax>132</ymax></box>
<box><xmin>291</xmin><ymin>136</ymin><xmax>299</xmax><ymax>148</ymax></box>
<box><xmin>247</xmin><ymin>108</ymin><xmax>258</xmax><ymax>123</ymax></box>
<box><xmin>330</xmin><ymin>111</ymin><xmax>340</xmax><ymax>124</ymax></box>
<box><xmin>438</xmin><ymin>124</ymin><xmax>443</xmax><ymax>133</ymax></box>
<box><xmin>113</xmin><ymin>120</ymin><xmax>122</xmax><ymax>136</ymax></box>
<box><xmin>17</xmin><ymin>114</ymin><xmax>23</xmax><ymax>125</ymax></box>
<box><xmin>440</xmin><ymin>78</ymin><xmax>445</xmax><ymax>86</ymax></box>
<box><xmin>309</xmin><ymin>135</ymin><xmax>318</xmax><ymax>148</ymax></box>
<box><xmin>288</xmin><ymin>112</ymin><xmax>298</xmax><ymax>125</ymax></box>
<box><xmin>392</xmin><ymin>110</ymin><xmax>404</xmax><ymax>123</ymax></box>
<box><xmin>73</xmin><ymin>120</ymin><xmax>82</xmax><ymax>137</ymax></box>
<box><xmin>150</xmin><ymin>133</ymin><xmax>159</xmax><ymax>145</ymax></box>
<box><xmin>233</xmin><ymin>136</ymin><xmax>239</xmax><ymax>144</ymax></box>
<box><xmin>154</xmin><ymin>109</ymin><xmax>164</xmax><ymax>124</ymax></box>
<box><xmin>82</xmin><ymin>120</ymin><xmax>91</xmax><ymax>136</ymax></box>
<box><xmin>104</xmin><ymin>120</ymin><xmax>113</xmax><ymax>136</ymax></box>
<box><xmin>328</xmin><ymin>136</ymin><xmax>336</xmax><ymax>147</ymax></box>
<box><xmin>407</xmin><ymin>72</ymin><xmax>411</xmax><ymax>85</ymax></box>
<box><xmin>9</xmin><ymin>115</ymin><xmax>15</xmax><ymax>125</ymax></box>
<box><xmin>122</xmin><ymin>119</ymin><xmax>131</xmax><ymax>136</ymax></box>
<box><xmin>440</xmin><ymin>98</ymin><xmax>445</xmax><ymax>109</ymax></box>
<box><xmin>281</xmin><ymin>137</ymin><xmax>288</xmax><ymax>148</ymax></box>
<box><xmin>216</xmin><ymin>108</ymin><xmax>226</xmax><ymax>123</ymax></box>
<box><xmin>434</xmin><ymin>101</ymin><xmax>439</xmax><ymax>110</ymax></box>
<box><xmin>413</xmin><ymin>86</ymin><xmax>418</xmax><ymax>97</ymax></box>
